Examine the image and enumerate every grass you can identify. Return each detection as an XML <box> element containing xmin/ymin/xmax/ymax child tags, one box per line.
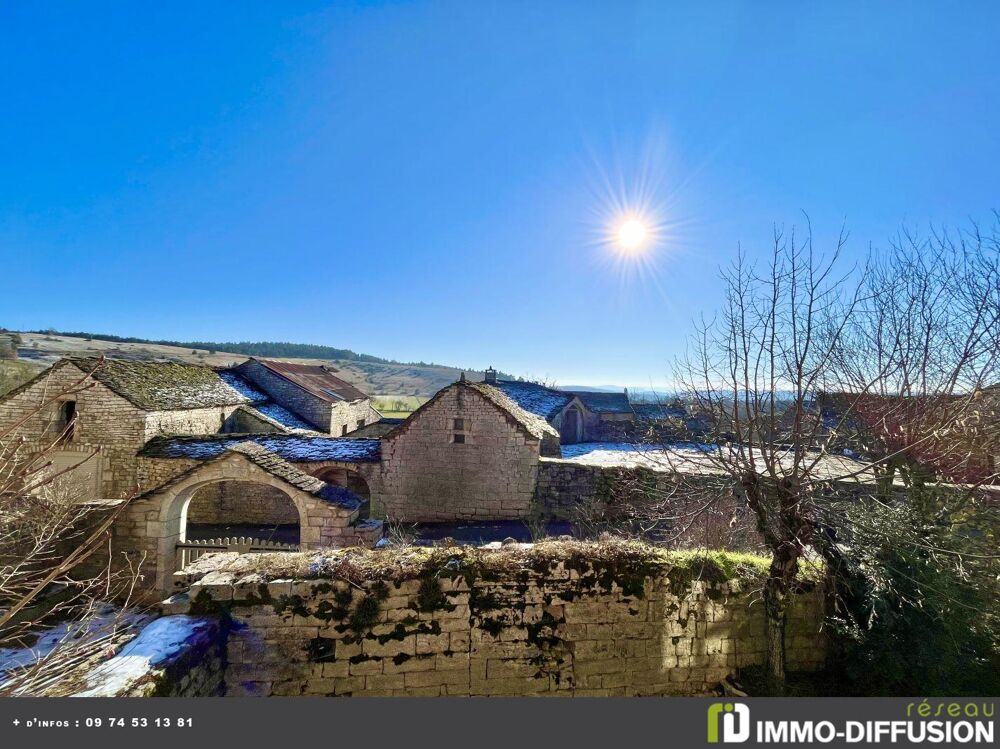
<box><xmin>372</xmin><ymin>395</ymin><xmax>428</xmax><ymax>418</ymax></box>
<box><xmin>0</xmin><ymin>359</ymin><xmax>42</xmax><ymax>396</ymax></box>
<box><xmin>185</xmin><ymin>538</ymin><xmax>821</xmax><ymax>589</ymax></box>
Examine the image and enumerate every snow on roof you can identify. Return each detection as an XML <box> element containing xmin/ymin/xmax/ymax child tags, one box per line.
<box><xmin>140</xmin><ymin>434</ymin><xmax>381</xmax><ymax>463</ymax></box>
<box><xmin>566</xmin><ymin>390</ymin><xmax>632</xmax><ymax>414</ymax></box>
<box><xmin>466</xmin><ymin>382</ymin><xmax>560</xmax><ymax>440</ymax></box>
<box><xmin>69</xmin><ymin>357</ymin><xmax>251</xmax><ymax>411</ymax></box>
<box><xmin>492</xmin><ymin>380</ymin><xmax>573</xmax><ymax>420</ymax></box>
<box><xmin>217</xmin><ymin>369</ymin><xmax>269</xmax><ymax>404</ymax></box>
<box><xmin>253</xmin><ymin>403</ymin><xmax>317</xmax><ymax>431</ymax></box>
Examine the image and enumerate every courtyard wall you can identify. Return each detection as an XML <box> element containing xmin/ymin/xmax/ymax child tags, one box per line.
<box><xmin>173</xmin><ymin>542</ymin><xmax>825</xmax><ymax>697</ymax></box>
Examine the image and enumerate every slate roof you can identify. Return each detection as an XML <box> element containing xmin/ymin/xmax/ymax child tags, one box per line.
<box><xmin>250</xmin><ymin>359</ymin><xmax>368</xmax><ymax>403</ymax></box>
<box><xmin>566</xmin><ymin>390</ymin><xmax>633</xmax><ymax>414</ymax></box>
<box><xmin>252</xmin><ymin>403</ymin><xmax>317</xmax><ymax>431</ymax></box>
<box><xmin>137</xmin><ymin>441</ymin><xmax>364</xmax><ymax>510</ymax></box>
<box><xmin>69</xmin><ymin>357</ymin><xmax>250</xmax><ymax>411</ymax></box>
<box><xmin>139</xmin><ymin>434</ymin><xmax>381</xmax><ymax>463</ymax></box>
<box><xmin>466</xmin><ymin>382</ymin><xmax>560</xmax><ymax>440</ymax></box>
<box><xmin>217</xmin><ymin>370</ymin><xmax>269</xmax><ymax>404</ymax></box>
<box><xmin>226</xmin><ymin>442</ymin><xmax>362</xmax><ymax>509</ymax></box>
<box><xmin>492</xmin><ymin>380</ymin><xmax>573</xmax><ymax>420</ymax></box>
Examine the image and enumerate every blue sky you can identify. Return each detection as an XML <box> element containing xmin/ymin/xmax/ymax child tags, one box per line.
<box><xmin>2</xmin><ymin>2</ymin><xmax>998</xmax><ymax>387</ymax></box>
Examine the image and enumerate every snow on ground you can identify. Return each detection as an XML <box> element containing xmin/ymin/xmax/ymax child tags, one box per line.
<box><xmin>73</xmin><ymin>615</ymin><xmax>218</xmax><ymax>697</ymax></box>
<box><xmin>558</xmin><ymin>441</ymin><xmax>872</xmax><ymax>480</ymax></box>
<box><xmin>559</xmin><ymin>442</ymin><xmax>714</xmax><ymax>471</ymax></box>
<box><xmin>0</xmin><ymin>604</ymin><xmax>148</xmax><ymax>680</ymax></box>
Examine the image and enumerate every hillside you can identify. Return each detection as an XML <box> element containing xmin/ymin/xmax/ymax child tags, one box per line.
<box><xmin>6</xmin><ymin>332</ymin><xmax>500</xmax><ymax>399</ymax></box>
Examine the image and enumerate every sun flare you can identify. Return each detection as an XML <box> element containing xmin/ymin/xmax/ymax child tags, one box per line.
<box><xmin>616</xmin><ymin>218</ymin><xmax>649</xmax><ymax>252</ymax></box>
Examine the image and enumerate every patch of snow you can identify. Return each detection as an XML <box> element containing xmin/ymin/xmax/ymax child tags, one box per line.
<box><xmin>0</xmin><ymin>604</ymin><xmax>146</xmax><ymax>679</ymax></box>
<box><xmin>73</xmin><ymin>616</ymin><xmax>217</xmax><ymax>697</ymax></box>
<box><xmin>254</xmin><ymin>403</ymin><xmax>316</xmax><ymax>431</ymax></box>
<box><xmin>217</xmin><ymin>370</ymin><xmax>269</xmax><ymax>404</ymax></box>
<box><xmin>493</xmin><ymin>380</ymin><xmax>572</xmax><ymax>420</ymax></box>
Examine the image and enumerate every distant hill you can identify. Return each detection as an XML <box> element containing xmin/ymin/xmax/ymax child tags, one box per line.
<box><xmin>26</xmin><ymin>329</ymin><xmax>430</xmax><ymax>366</ymax></box>
<box><xmin>12</xmin><ymin>330</ymin><xmax>514</xmax><ymax>398</ymax></box>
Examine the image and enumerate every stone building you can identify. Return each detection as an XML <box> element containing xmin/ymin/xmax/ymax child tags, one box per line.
<box><xmin>0</xmin><ymin>356</ymin><xmax>696</xmax><ymax>596</ymax></box>
<box><xmin>233</xmin><ymin>358</ymin><xmax>379</xmax><ymax>436</ymax></box>
<box><xmin>0</xmin><ymin>357</ymin><xmax>386</xmax><ymax>593</ymax></box>
<box><xmin>372</xmin><ymin>375</ymin><xmax>559</xmax><ymax>521</ymax></box>
<box><xmin>483</xmin><ymin>368</ymin><xmax>635</xmax><ymax>443</ymax></box>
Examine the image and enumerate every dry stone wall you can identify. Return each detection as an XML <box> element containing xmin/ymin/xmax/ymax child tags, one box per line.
<box><xmin>374</xmin><ymin>385</ymin><xmax>541</xmax><ymax>521</ymax></box>
<box><xmin>176</xmin><ymin>543</ymin><xmax>825</xmax><ymax>697</ymax></box>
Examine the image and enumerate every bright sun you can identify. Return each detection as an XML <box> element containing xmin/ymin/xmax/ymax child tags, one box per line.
<box><xmin>616</xmin><ymin>218</ymin><xmax>648</xmax><ymax>252</ymax></box>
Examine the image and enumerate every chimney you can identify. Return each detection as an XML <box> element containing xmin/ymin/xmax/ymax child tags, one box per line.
<box><xmin>484</xmin><ymin>366</ymin><xmax>497</xmax><ymax>385</ymax></box>
<box><xmin>459</xmin><ymin>372</ymin><xmax>467</xmax><ymax>383</ymax></box>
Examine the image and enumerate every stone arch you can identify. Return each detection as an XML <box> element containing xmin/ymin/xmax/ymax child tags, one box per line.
<box><xmin>150</xmin><ymin>456</ymin><xmax>314</xmax><ymax>594</ymax></box>
<box><xmin>185</xmin><ymin>480</ymin><xmax>300</xmax><ymax>543</ymax></box>
<box><xmin>559</xmin><ymin>404</ymin><xmax>584</xmax><ymax>444</ymax></box>
<box><xmin>310</xmin><ymin>466</ymin><xmax>371</xmax><ymax>502</ymax></box>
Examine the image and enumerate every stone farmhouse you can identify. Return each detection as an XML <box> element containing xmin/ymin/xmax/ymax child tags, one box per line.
<box><xmin>0</xmin><ymin>357</ymin><xmax>663</xmax><ymax>595</ymax></box>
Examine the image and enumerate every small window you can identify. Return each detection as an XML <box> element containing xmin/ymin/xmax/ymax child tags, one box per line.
<box><xmin>55</xmin><ymin>401</ymin><xmax>76</xmax><ymax>442</ymax></box>
<box><xmin>452</xmin><ymin>433</ymin><xmax>466</xmax><ymax>444</ymax></box>
<box><xmin>357</xmin><ymin>419</ymin><xmax>366</xmax><ymax>429</ymax></box>
<box><xmin>341</xmin><ymin>425</ymin><xmax>348</xmax><ymax>436</ymax></box>
<box><xmin>453</xmin><ymin>418</ymin><xmax>464</xmax><ymax>430</ymax></box>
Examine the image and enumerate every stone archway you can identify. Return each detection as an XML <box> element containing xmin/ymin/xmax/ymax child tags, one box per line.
<box><xmin>131</xmin><ymin>449</ymin><xmax>368</xmax><ymax>596</ymax></box>
<box><xmin>310</xmin><ymin>466</ymin><xmax>370</xmax><ymax>502</ymax></box>
<box><xmin>184</xmin><ymin>480</ymin><xmax>300</xmax><ymax>545</ymax></box>
<box><xmin>560</xmin><ymin>406</ymin><xmax>583</xmax><ymax>444</ymax></box>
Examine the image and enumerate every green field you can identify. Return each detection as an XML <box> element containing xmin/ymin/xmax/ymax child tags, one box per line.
<box><xmin>373</xmin><ymin>395</ymin><xmax>428</xmax><ymax>418</ymax></box>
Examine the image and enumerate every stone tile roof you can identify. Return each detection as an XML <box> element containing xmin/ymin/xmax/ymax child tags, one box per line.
<box><xmin>136</xmin><ymin>441</ymin><xmax>364</xmax><ymax>509</ymax></box>
<box><xmin>492</xmin><ymin>380</ymin><xmax>573</xmax><ymax>420</ymax></box>
<box><xmin>251</xmin><ymin>359</ymin><xmax>368</xmax><ymax>403</ymax></box>
<box><xmin>139</xmin><ymin>434</ymin><xmax>381</xmax><ymax>463</ymax></box>
<box><xmin>251</xmin><ymin>403</ymin><xmax>317</xmax><ymax>432</ymax></box>
<box><xmin>466</xmin><ymin>382</ymin><xmax>560</xmax><ymax>440</ymax></box>
<box><xmin>566</xmin><ymin>390</ymin><xmax>633</xmax><ymax>414</ymax></box>
<box><xmin>69</xmin><ymin>357</ymin><xmax>250</xmax><ymax>411</ymax></box>
<box><xmin>217</xmin><ymin>370</ymin><xmax>269</xmax><ymax>404</ymax></box>
<box><xmin>226</xmin><ymin>442</ymin><xmax>362</xmax><ymax>509</ymax></box>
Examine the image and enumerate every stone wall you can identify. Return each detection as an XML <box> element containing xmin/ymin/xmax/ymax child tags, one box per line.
<box><xmin>373</xmin><ymin>384</ymin><xmax>541</xmax><ymax>521</ymax></box>
<box><xmin>175</xmin><ymin>542</ymin><xmax>825</xmax><ymax>697</ymax></box>
<box><xmin>0</xmin><ymin>362</ymin><xmax>147</xmax><ymax>499</ymax></box>
<box><xmin>73</xmin><ymin>616</ymin><xmax>224</xmax><ymax>697</ymax></box>
<box><xmin>534</xmin><ymin>459</ymin><xmax>680</xmax><ymax>520</ymax></box>
<box><xmin>187</xmin><ymin>481</ymin><xmax>300</xmax><ymax>526</ymax></box>
<box><xmin>236</xmin><ymin>360</ymin><xmax>334</xmax><ymax>432</ymax></box>
<box><xmin>144</xmin><ymin>406</ymin><xmax>238</xmax><ymax>440</ymax></box>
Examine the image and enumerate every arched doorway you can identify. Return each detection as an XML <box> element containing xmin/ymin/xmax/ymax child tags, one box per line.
<box><xmin>311</xmin><ymin>466</ymin><xmax>371</xmax><ymax>519</ymax></box>
<box><xmin>560</xmin><ymin>406</ymin><xmax>582</xmax><ymax>444</ymax></box>
<box><xmin>183</xmin><ymin>480</ymin><xmax>300</xmax><ymax>545</ymax></box>
<box><xmin>311</xmin><ymin>467</ymin><xmax>370</xmax><ymax>502</ymax></box>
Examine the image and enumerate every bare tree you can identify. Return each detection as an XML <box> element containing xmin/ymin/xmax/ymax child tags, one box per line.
<box><xmin>670</xmin><ymin>217</ymin><xmax>1000</xmax><ymax>690</ymax></box>
<box><xmin>0</xmin><ymin>359</ymin><xmax>141</xmax><ymax>695</ymax></box>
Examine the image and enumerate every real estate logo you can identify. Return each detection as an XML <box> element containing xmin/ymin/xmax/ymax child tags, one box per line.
<box><xmin>707</xmin><ymin>702</ymin><xmax>750</xmax><ymax>743</ymax></box>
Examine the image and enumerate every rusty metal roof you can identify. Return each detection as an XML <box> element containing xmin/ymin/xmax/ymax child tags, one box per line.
<box><xmin>253</xmin><ymin>359</ymin><xmax>368</xmax><ymax>403</ymax></box>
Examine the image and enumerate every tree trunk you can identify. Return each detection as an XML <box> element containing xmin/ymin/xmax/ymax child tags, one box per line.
<box><xmin>763</xmin><ymin>543</ymin><xmax>799</xmax><ymax>694</ymax></box>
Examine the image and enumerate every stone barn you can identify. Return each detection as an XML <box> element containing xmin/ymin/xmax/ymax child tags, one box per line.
<box><xmin>371</xmin><ymin>376</ymin><xmax>560</xmax><ymax>521</ymax></box>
